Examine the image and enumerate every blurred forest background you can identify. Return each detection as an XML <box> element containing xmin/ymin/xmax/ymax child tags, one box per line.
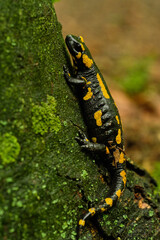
<box><xmin>55</xmin><ymin>0</ymin><xmax>160</xmax><ymax>187</ymax></box>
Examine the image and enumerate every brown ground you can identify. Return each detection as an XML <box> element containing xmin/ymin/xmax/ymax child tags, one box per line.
<box><xmin>55</xmin><ymin>0</ymin><xmax>160</xmax><ymax>174</ymax></box>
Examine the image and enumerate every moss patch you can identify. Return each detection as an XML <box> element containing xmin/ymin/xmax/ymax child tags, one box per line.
<box><xmin>32</xmin><ymin>95</ymin><xmax>61</xmax><ymax>135</ymax></box>
<box><xmin>0</xmin><ymin>133</ymin><xmax>20</xmax><ymax>165</ymax></box>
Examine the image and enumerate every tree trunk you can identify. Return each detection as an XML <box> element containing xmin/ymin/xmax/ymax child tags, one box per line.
<box><xmin>0</xmin><ymin>1</ymin><xmax>159</xmax><ymax>239</ymax></box>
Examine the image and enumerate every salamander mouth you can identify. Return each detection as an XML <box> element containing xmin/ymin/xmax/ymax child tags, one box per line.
<box><xmin>65</xmin><ymin>35</ymin><xmax>82</xmax><ymax>56</ymax></box>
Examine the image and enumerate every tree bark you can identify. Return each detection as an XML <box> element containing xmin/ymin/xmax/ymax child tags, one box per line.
<box><xmin>0</xmin><ymin>1</ymin><xmax>159</xmax><ymax>240</ymax></box>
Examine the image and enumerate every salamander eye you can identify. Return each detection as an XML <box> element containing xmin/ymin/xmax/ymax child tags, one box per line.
<box><xmin>74</xmin><ymin>42</ymin><xmax>83</xmax><ymax>53</ymax></box>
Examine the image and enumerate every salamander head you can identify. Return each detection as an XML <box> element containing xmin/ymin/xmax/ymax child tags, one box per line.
<box><xmin>65</xmin><ymin>35</ymin><xmax>93</xmax><ymax>70</ymax></box>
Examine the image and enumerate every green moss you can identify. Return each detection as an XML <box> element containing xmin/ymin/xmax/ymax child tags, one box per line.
<box><xmin>80</xmin><ymin>170</ymin><xmax>88</xmax><ymax>179</ymax></box>
<box><xmin>0</xmin><ymin>133</ymin><xmax>20</xmax><ymax>165</ymax></box>
<box><xmin>148</xmin><ymin>210</ymin><xmax>154</xmax><ymax>217</ymax></box>
<box><xmin>31</xmin><ymin>95</ymin><xmax>61</xmax><ymax>135</ymax></box>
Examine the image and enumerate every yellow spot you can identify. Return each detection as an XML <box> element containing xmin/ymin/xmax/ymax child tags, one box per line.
<box><xmin>116</xmin><ymin>129</ymin><xmax>121</xmax><ymax>144</ymax></box>
<box><xmin>81</xmin><ymin>77</ymin><xmax>91</xmax><ymax>85</ymax></box>
<box><xmin>120</xmin><ymin>170</ymin><xmax>127</xmax><ymax>186</ymax></box>
<box><xmin>87</xmin><ymin>81</ymin><xmax>91</xmax><ymax>85</ymax></box>
<box><xmin>68</xmin><ymin>73</ymin><xmax>71</xmax><ymax>77</ymax></box>
<box><xmin>116</xmin><ymin>189</ymin><xmax>122</xmax><ymax>199</ymax></box>
<box><xmin>81</xmin><ymin>43</ymin><xmax>85</xmax><ymax>51</ymax></box>
<box><xmin>79</xmin><ymin>219</ymin><xmax>85</xmax><ymax>226</ymax></box>
<box><xmin>106</xmin><ymin>146</ymin><xmax>110</xmax><ymax>154</ymax></box>
<box><xmin>83</xmin><ymin>87</ymin><xmax>93</xmax><ymax>100</ymax></box>
<box><xmin>94</xmin><ymin>110</ymin><xmax>102</xmax><ymax>126</ymax></box>
<box><xmin>89</xmin><ymin>208</ymin><xmax>96</xmax><ymax>216</ymax></box>
<box><xmin>97</xmin><ymin>73</ymin><xmax>110</xmax><ymax>99</ymax></box>
<box><xmin>116</xmin><ymin>115</ymin><xmax>120</xmax><ymax>124</ymax></box>
<box><xmin>81</xmin><ymin>76</ymin><xmax>87</xmax><ymax>83</ymax></box>
<box><xmin>82</xmin><ymin>54</ymin><xmax>93</xmax><ymax>68</ymax></box>
<box><xmin>105</xmin><ymin>198</ymin><xmax>113</xmax><ymax>207</ymax></box>
<box><xmin>119</xmin><ymin>152</ymin><xmax>126</xmax><ymax>164</ymax></box>
<box><xmin>101</xmin><ymin>208</ymin><xmax>106</xmax><ymax>212</ymax></box>
<box><xmin>86</xmin><ymin>138</ymin><xmax>89</xmax><ymax>142</ymax></box>
<box><xmin>76</xmin><ymin>52</ymin><xmax>82</xmax><ymax>59</ymax></box>
<box><xmin>92</xmin><ymin>137</ymin><xmax>97</xmax><ymax>143</ymax></box>
<box><xmin>79</xmin><ymin>36</ymin><xmax>84</xmax><ymax>42</ymax></box>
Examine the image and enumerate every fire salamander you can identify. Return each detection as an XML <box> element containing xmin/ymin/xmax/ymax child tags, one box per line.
<box><xmin>63</xmin><ymin>35</ymin><xmax>126</xmax><ymax>229</ymax></box>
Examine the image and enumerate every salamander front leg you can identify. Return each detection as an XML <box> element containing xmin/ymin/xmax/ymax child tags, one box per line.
<box><xmin>75</xmin><ymin>130</ymin><xmax>106</xmax><ymax>153</ymax></box>
<box><xmin>63</xmin><ymin>65</ymin><xmax>86</xmax><ymax>86</ymax></box>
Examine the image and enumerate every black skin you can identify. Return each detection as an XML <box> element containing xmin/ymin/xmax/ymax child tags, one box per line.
<box><xmin>63</xmin><ymin>35</ymin><xmax>157</xmax><ymax>234</ymax></box>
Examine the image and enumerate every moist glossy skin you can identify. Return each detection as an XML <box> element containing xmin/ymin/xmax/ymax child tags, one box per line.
<box><xmin>63</xmin><ymin>35</ymin><xmax>126</xmax><ymax>228</ymax></box>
